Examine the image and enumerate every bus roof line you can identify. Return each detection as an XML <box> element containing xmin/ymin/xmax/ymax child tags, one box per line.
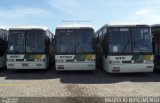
<box><xmin>9</xmin><ymin>26</ymin><xmax>49</xmax><ymax>31</ymax></box>
<box><xmin>151</xmin><ymin>24</ymin><xmax>160</xmax><ymax>27</ymax></box>
<box><xmin>103</xmin><ymin>24</ymin><xmax>149</xmax><ymax>27</ymax></box>
<box><xmin>96</xmin><ymin>24</ymin><xmax>150</xmax><ymax>33</ymax></box>
<box><xmin>56</xmin><ymin>24</ymin><xmax>94</xmax><ymax>29</ymax></box>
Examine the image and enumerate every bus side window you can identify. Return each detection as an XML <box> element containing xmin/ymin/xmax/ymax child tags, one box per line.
<box><xmin>45</xmin><ymin>38</ymin><xmax>50</xmax><ymax>54</ymax></box>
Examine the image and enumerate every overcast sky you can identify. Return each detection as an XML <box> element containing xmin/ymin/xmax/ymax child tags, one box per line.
<box><xmin>0</xmin><ymin>0</ymin><xmax>160</xmax><ymax>32</ymax></box>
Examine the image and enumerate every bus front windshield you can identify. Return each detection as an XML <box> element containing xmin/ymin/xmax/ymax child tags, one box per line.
<box><xmin>108</xmin><ymin>28</ymin><xmax>132</xmax><ymax>54</ymax></box>
<box><xmin>132</xmin><ymin>28</ymin><xmax>152</xmax><ymax>53</ymax></box>
<box><xmin>76</xmin><ymin>29</ymin><xmax>94</xmax><ymax>53</ymax></box>
<box><xmin>56</xmin><ymin>30</ymin><xmax>75</xmax><ymax>53</ymax></box>
<box><xmin>8</xmin><ymin>31</ymin><xmax>25</xmax><ymax>53</ymax></box>
<box><xmin>26</xmin><ymin>31</ymin><xmax>45</xmax><ymax>53</ymax></box>
<box><xmin>8</xmin><ymin>30</ymin><xmax>45</xmax><ymax>53</ymax></box>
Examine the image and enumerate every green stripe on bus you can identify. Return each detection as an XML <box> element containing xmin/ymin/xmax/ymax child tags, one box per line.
<box><xmin>26</xmin><ymin>59</ymin><xmax>35</xmax><ymax>61</ymax></box>
<box><xmin>75</xmin><ymin>55</ymin><xmax>86</xmax><ymax>61</ymax></box>
<box><xmin>132</xmin><ymin>55</ymin><xmax>139</xmax><ymax>60</ymax></box>
<box><xmin>132</xmin><ymin>55</ymin><xmax>144</xmax><ymax>61</ymax></box>
<box><xmin>24</xmin><ymin>55</ymin><xmax>35</xmax><ymax>59</ymax></box>
<box><xmin>137</xmin><ymin>55</ymin><xmax>144</xmax><ymax>61</ymax></box>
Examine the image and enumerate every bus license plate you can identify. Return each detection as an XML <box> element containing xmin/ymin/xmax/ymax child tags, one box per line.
<box><xmin>22</xmin><ymin>63</ymin><xmax>28</xmax><ymax>67</ymax></box>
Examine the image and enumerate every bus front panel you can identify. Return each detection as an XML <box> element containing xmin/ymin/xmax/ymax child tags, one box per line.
<box><xmin>7</xmin><ymin>54</ymin><xmax>48</xmax><ymax>69</ymax></box>
<box><xmin>102</xmin><ymin>55</ymin><xmax>154</xmax><ymax>73</ymax></box>
<box><xmin>55</xmin><ymin>54</ymin><xmax>96</xmax><ymax>71</ymax></box>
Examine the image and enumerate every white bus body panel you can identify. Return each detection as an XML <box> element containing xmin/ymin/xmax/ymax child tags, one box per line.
<box><xmin>102</xmin><ymin>55</ymin><xmax>154</xmax><ymax>73</ymax></box>
<box><xmin>56</xmin><ymin>62</ymin><xmax>95</xmax><ymax>71</ymax></box>
<box><xmin>55</xmin><ymin>55</ymin><xmax>96</xmax><ymax>71</ymax></box>
<box><xmin>7</xmin><ymin>54</ymin><xmax>48</xmax><ymax>69</ymax></box>
<box><xmin>7</xmin><ymin>62</ymin><xmax>47</xmax><ymax>69</ymax></box>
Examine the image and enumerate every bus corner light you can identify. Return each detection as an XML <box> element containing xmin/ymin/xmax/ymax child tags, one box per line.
<box><xmin>8</xmin><ymin>64</ymin><xmax>14</xmax><ymax>66</ymax></box>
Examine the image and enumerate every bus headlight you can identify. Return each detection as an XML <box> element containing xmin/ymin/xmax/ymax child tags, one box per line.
<box><xmin>7</xmin><ymin>59</ymin><xmax>14</xmax><ymax>62</ymax></box>
<box><xmin>36</xmin><ymin>59</ymin><xmax>43</xmax><ymax>62</ymax></box>
<box><xmin>56</xmin><ymin>60</ymin><xmax>64</xmax><ymax>62</ymax></box>
<box><xmin>37</xmin><ymin>64</ymin><xmax>43</xmax><ymax>66</ymax></box>
<box><xmin>144</xmin><ymin>60</ymin><xmax>153</xmax><ymax>64</ymax></box>
<box><xmin>109</xmin><ymin>61</ymin><xmax>120</xmax><ymax>64</ymax></box>
<box><xmin>8</xmin><ymin>64</ymin><xmax>14</xmax><ymax>66</ymax></box>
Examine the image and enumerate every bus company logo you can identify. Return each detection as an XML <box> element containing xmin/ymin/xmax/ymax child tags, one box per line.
<box><xmin>59</xmin><ymin>56</ymin><xmax>73</xmax><ymax>59</ymax></box>
<box><xmin>10</xmin><ymin>55</ymin><xmax>20</xmax><ymax>59</ymax></box>
<box><xmin>115</xmin><ymin>57</ymin><xmax>126</xmax><ymax>60</ymax></box>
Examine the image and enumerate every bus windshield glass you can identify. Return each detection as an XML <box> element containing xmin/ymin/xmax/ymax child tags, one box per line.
<box><xmin>108</xmin><ymin>28</ymin><xmax>132</xmax><ymax>54</ymax></box>
<box><xmin>76</xmin><ymin>29</ymin><xmax>94</xmax><ymax>53</ymax></box>
<box><xmin>56</xmin><ymin>29</ymin><xmax>75</xmax><ymax>53</ymax></box>
<box><xmin>8</xmin><ymin>30</ymin><xmax>45</xmax><ymax>53</ymax></box>
<box><xmin>132</xmin><ymin>28</ymin><xmax>152</xmax><ymax>53</ymax></box>
<box><xmin>8</xmin><ymin>31</ymin><xmax>25</xmax><ymax>53</ymax></box>
<box><xmin>26</xmin><ymin>31</ymin><xmax>45</xmax><ymax>53</ymax></box>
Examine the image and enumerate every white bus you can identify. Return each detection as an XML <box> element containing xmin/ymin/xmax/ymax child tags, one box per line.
<box><xmin>0</xmin><ymin>29</ymin><xmax>7</xmax><ymax>68</ymax></box>
<box><xmin>55</xmin><ymin>24</ymin><xmax>96</xmax><ymax>71</ymax></box>
<box><xmin>96</xmin><ymin>24</ymin><xmax>154</xmax><ymax>73</ymax></box>
<box><xmin>152</xmin><ymin>24</ymin><xmax>160</xmax><ymax>70</ymax></box>
<box><xmin>7</xmin><ymin>26</ymin><xmax>54</xmax><ymax>69</ymax></box>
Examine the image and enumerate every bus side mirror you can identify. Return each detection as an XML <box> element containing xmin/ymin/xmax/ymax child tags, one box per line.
<box><xmin>105</xmin><ymin>54</ymin><xmax>107</xmax><ymax>58</ymax></box>
<box><xmin>44</xmin><ymin>39</ymin><xmax>49</xmax><ymax>54</ymax></box>
<box><xmin>104</xmin><ymin>48</ymin><xmax>108</xmax><ymax>59</ymax></box>
<box><xmin>96</xmin><ymin>38</ymin><xmax>99</xmax><ymax>44</ymax></box>
<box><xmin>5</xmin><ymin>41</ymin><xmax>8</xmax><ymax>51</ymax></box>
<box><xmin>51</xmin><ymin>38</ymin><xmax>54</xmax><ymax>43</ymax></box>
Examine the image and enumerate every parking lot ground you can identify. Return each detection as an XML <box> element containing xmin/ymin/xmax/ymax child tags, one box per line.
<box><xmin>0</xmin><ymin>67</ymin><xmax>160</xmax><ymax>98</ymax></box>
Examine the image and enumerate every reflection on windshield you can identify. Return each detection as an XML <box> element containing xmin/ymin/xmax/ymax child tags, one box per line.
<box><xmin>76</xmin><ymin>29</ymin><xmax>94</xmax><ymax>53</ymax></box>
<box><xmin>108</xmin><ymin>28</ymin><xmax>132</xmax><ymax>54</ymax></box>
<box><xmin>56</xmin><ymin>29</ymin><xmax>94</xmax><ymax>53</ymax></box>
<box><xmin>8</xmin><ymin>31</ymin><xmax>25</xmax><ymax>53</ymax></box>
<box><xmin>26</xmin><ymin>31</ymin><xmax>45</xmax><ymax>52</ymax></box>
<box><xmin>132</xmin><ymin>28</ymin><xmax>152</xmax><ymax>53</ymax></box>
<box><xmin>8</xmin><ymin>30</ymin><xmax>45</xmax><ymax>53</ymax></box>
<box><xmin>108</xmin><ymin>27</ymin><xmax>153</xmax><ymax>54</ymax></box>
<box><xmin>56</xmin><ymin>30</ymin><xmax>75</xmax><ymax>53</ymax></box>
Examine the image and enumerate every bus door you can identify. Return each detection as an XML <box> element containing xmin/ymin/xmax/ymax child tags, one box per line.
<box><xmin>154</xmin><ymin>35</ymin><xmax>160</xmax><ymax>67</ymax></box>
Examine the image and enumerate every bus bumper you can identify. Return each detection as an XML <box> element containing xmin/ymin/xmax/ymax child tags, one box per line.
<box><xmin>105</xmin><ymin>63</ymin><xmax>154</xmax><ymax>73</ymax></box>
<box><xmin>56</xmin><ymin>62</ymin><xmax>96</xmax><ymax>71</ymax></box>
<box><xmin>6</xmin><ymin>62</ymin><xmax>47</xmax><ymax>69</ymax></box>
